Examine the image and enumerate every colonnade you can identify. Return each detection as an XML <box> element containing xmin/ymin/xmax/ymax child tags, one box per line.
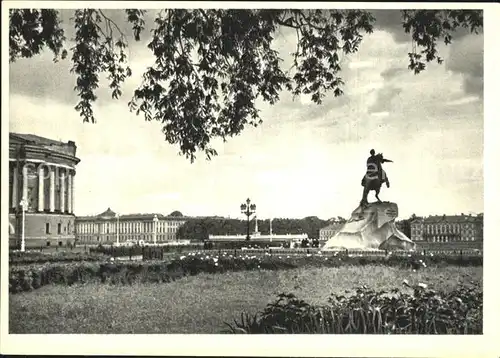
<box><xmin>10</xmin><ymin>161</ymin><xmax>75</xmax><ymax>214</ymax></box>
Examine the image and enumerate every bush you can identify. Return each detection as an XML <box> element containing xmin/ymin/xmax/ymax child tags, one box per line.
<box><xmin>89</xmin><ymin>244</ymin><xmax>205</xmax><ymax>257</ymax></box>
<box><xmin>90</xmin><ymin>245</ymin><xmax>143</xmax><ymax>257</ymax></box>
<box><xmin>8</xmin><ymin>251</ymin><xmax>482</xmax><ymax>294</ymax></box>
<box><xmin>203</xmin><ymin>240</ymin><xmax>292</xmax><ymax>250</ymax></box>
<box><xmin>9</xmin><ymin>251</ymin><xmax>107</xmax><ymax>265</ymax></box>
<box><xmin>225</xmin><ymin>283</ymin><xmax>483</xmax><ymax>334</ymax></box>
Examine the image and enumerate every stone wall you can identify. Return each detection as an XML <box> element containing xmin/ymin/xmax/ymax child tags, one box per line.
<box><xmin>9</xmin><ymin>213</ymin><xmax>76</xmax><ymax>249</ymax></box>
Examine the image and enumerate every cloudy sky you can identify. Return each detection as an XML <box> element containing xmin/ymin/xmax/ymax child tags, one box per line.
<box><xmin>9</xmin><ymin>8</ymin><xmax>484</xmax><ymax>220</ymax></box>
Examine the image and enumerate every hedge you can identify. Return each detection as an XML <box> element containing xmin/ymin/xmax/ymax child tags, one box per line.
<box><xmin>9</xmin><ymin>252</ymin><xmax>482</xmax><ymax>294</ymax></box>
<box><xmin>88</xmin><ymin>244</ymin><xmax>204</xmax><ymax>257</ymax></box>
<box><xmin>9</xmin><ymin>251</ymin><xmax>108</xmax><ymax>265</ymax></box>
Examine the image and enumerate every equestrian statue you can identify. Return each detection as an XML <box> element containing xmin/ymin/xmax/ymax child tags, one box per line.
<box><xmin>360</xmin><ymin>149</ymin><xmax>393</xmax><ymax>206</ymax></box>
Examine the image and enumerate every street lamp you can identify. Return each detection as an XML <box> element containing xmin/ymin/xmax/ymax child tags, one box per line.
<box><xmin>115</xmin><ymin>213</ymin><xmax>120</xmax><ymax>245</ymax></box>
<box><xmin>19</xmin><ymin>197</ymin><xmax>28</xmax><ymax>252</ymax></box>
<box><xmin>240</xmin><ymin>198</ymin><xmax>256</xmax><ymax>241</ymax></box>
<box><xmin>153</xmin><ymin>214</ymin><xmax>159</xmax><ymax>245</ymax></box>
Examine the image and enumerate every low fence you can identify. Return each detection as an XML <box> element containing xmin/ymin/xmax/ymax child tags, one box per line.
<box><xmin>90</xmin><ymin>245</ymin><xmax>483</xmax><ymax>261</ymax></box>
<box><xmin>213</xmin><ymin>248</ymin><xmax>483</xmax><ymax>257</ymax></box>
<box><xmin>9</xmin><ymin>246</ymin><xmax>483</xmax><ymax>266</ymax></box>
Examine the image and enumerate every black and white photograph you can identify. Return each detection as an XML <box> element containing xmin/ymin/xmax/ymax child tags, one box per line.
<box><xmin>2</xmin><ymin>1</ymin><xmax>499</xmax><ymax>357</ymax></box>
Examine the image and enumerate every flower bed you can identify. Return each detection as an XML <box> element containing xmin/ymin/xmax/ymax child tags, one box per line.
<box><xmin>225</xmin><ymin>283</ymin><xmax>482</xmax><ymax>334</ymax></box>
<box><xmin>9</xmin><ymin>251</ymin><xmax>482</xmax><ymax>294</ymax></box>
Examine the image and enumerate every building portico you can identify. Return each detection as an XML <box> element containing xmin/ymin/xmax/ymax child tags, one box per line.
<box><xmin>9</xmin><ymin>133</ymin><xmax>80</xmax><ymax>249</ymax></box>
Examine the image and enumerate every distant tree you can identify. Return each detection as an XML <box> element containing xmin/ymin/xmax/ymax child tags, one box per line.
<box><xmin>176</xmin><ymin>215</ymin><xmax>328</xmax><ymax>240</ymax></box>
<box><xmin>9</xmin><ymin>9</ymin><xmax>482</xmax><ymax>161</ymax></box>
<box><xmin>169</xmin><ymin>210</ymin><xmax>183</xmax><ymax>217</ymax></box>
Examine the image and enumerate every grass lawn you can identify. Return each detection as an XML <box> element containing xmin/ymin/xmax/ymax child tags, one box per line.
<box><xmin>9</xmin><ymin>265</ymin><xmax>481</xmax><ymax>334</ymax></box>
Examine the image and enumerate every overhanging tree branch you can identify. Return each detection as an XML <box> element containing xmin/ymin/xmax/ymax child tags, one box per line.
<box><xmin>9</xmin><ymin>8</ymin><xmax>483</xmax><ymax>162</ymax></box>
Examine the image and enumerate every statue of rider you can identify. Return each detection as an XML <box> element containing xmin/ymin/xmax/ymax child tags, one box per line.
<box><xmin>365</xmin><ymin>149</ymin><xmax>393</xmax><ymax>184</ymax></box>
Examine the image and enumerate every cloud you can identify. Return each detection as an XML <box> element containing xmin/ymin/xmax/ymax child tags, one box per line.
<box><xmin>8</xmin><ymin>11</ymin><xmax>484</xmax><ymax>219</ymax></box>
<box><xmin>380</xmin><ymin>66</ymin><xmax>407</xmax><ymax>81</ymax></box>
<box><xmin>445</xmin><ymin>33</ymin><xmax>483</xmax><ymax>97</ymax></box>
<box><xmin>348</xmin><ymin>60</ymin><xmax>376</xmax><ymax>70</ymax></box>
<box><xmin>370</xmin><ymin>111</ymin><xmax>389</xmax><ymax>118</ymax></box>
<box><xmin>9</xmin><ymin>9</ymin><xmax>158</xmax><ymax>106</ymax></box>
<box><xmin>370</xmin><ymin>9</ymin><xmax>478</xmax><ymax>44</ymax></box>
<box><xmin>370</xmin><ymin>9</ymin><xmax>409</xmax><ymax>43</ymax></box>
<box><xmin>9</xmin><ymin>52</ymin><xmax>77</xmax><ymax>103</ymax></box>
<box><xmin>368</xmin><ymin>86</ymin><xmax>402</xmax><ymax>114</ymax></box>
<box><xmin>446</xmin><ymin>96</ymin><xmax>480</xmax><ymax>107</ymax></box>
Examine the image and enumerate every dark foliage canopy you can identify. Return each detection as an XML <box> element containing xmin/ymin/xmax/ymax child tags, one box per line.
<box><xmin>9</xmin><ymin>9</ymin><xmax>483</xmax><ymax>161</ymax></box>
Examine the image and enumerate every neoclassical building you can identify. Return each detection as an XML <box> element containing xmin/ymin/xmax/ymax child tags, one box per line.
<box><xmin>9</xmin><ymin>133</ymin><xmax>80</xmax><ymax>248</ymax></box>
<box><xmin>410</xmin><ymin>214</ymin><xmax>483</xmax><ymax>248</ymax></box>
<box><xmin>75</xmin><ymin>208</ymin><xmax>187</xmax><ymax>245</ymax></box>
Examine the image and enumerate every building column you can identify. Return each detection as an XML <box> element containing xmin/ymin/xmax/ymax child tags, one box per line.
<box><xmin>60</xmin><ymin>169</ymin><xmax>66</xmax><ymax>213</ymax></box>
<box><xmin>71</xmin><ymin>172</ymin><xmax>75</xmax><ymax>214</ymax></box>
<box><xmin>49</xmin><ymin>166</ymin><xmax>55</xmax><ymax>212</ymax></box>
<box><xmin>12</xmin><ymin>163</ymin><xmax>18</xmax><ymax>209</ymax></box>
<box><xmin>38</xmin><ymin>165</ymin><xmax>45</xmax><ymax>212</ymax></box>
<box><xmin>22</xmin><ymin>163</ymin><xmax>28</xmax><ymax>201</ymax></box>
<box><xmin>67</xmin><ymin>171</ymin><xmax>72</xmax><ymax>213</ymax></box>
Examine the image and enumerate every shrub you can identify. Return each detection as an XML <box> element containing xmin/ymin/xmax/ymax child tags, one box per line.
<box><xmin>9</xmin><ymin>251</ymin><xmax>107</xmax><ymax>265</ymax></box>
<box><xmin>8</xmin><ymin>251</ymin><xmax>482</xmax><ymax>294</ymax></box>
<box><xmin>225</xmin><ymin>283</ymin><xmax>483</xmax><ymax>334</ymax></box>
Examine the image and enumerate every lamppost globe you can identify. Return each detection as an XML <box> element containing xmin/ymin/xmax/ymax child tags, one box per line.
<box><xmin>20</xmin><ymin>199</ymin><xmax>28</xmax><ymax>210</ymax></box>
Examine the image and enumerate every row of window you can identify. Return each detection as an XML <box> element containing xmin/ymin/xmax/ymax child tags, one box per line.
<box><xmin>45</xmin><ymin>222</ymin><xmax>73</xmax><ymax>235</ymax></box>
<box><xmin>419</xmin><ymin>235</ymin><xmax>477</xmax><ymax>243</ymax></box>
<box><xmin>77</xmin><ymin>234</ymin><xmax>178</xmax><ymax>243</ymax></box>
<box><xmin>412</xmin><ymin>223</ymin><xmax>479</xmax><ymax>235</ymax></box>
<box><xmin>77</xmin><ymin>221</ymin><xmax>183</xmax><ymax>234</ymax></box>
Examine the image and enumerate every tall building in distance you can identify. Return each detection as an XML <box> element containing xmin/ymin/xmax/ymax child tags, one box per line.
<box><xmin>75</xmin><ymin>208</ymin><xmax>187</xmax><ymax>245</ymax></box>
<box><xmin>410</xmin><ymin>214</ymin><xmax>483</xmax><ymax>249</ymax></box>
<box><xmin>9</xmin><ymin>133</ymin><xmax>80</xmax><ymax>248</ymax></box>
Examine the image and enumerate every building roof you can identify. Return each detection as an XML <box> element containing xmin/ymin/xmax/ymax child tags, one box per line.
<box><xmin>97</xmin><ymin>207</ymin><xmax>117</xmax><ymax>218</ymax></box>
<box><xmin>10</xmin><ymin>132</ymin><xmax>78</xmax><ymax>158</ymax></box>
<box><xmin>76</xmin><ymin>208</ymin><xmax>188</xmax><ymax>221</ymax></box>
<box><xmin>11</xmin><ymin>133</ymin><xmax>70</xmax><ymax>146</ymax></box>
<box><xmin>410</xmin><ymin>214</ymin><xmax>483</xmax><ymax>225</ymax></box>
<box><xmin>424</xmin><ymin>214</ymin><xmax>482</xmax><ymax>223</ymax></box>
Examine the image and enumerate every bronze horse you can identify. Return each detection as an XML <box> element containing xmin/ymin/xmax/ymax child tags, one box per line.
<box><xmin>360</xmin><ymin>171</ymin><xmax>390</xmax><ymax>205</ymax></box>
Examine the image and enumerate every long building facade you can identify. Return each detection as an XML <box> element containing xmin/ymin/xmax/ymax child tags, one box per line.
<box><xmin>75</xmin><ymin>208</ymin><xmax>187</xmax><ymax>245</ymax></box>
<box><xmin>9</xmin><ymin>133</ymin><xmax>80</xmax><ymax>249</ymax></box>
<box><xmin>410</xmin><ymin>214</ymin><xmax>483</xmax><ymax>249</ymax></box>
